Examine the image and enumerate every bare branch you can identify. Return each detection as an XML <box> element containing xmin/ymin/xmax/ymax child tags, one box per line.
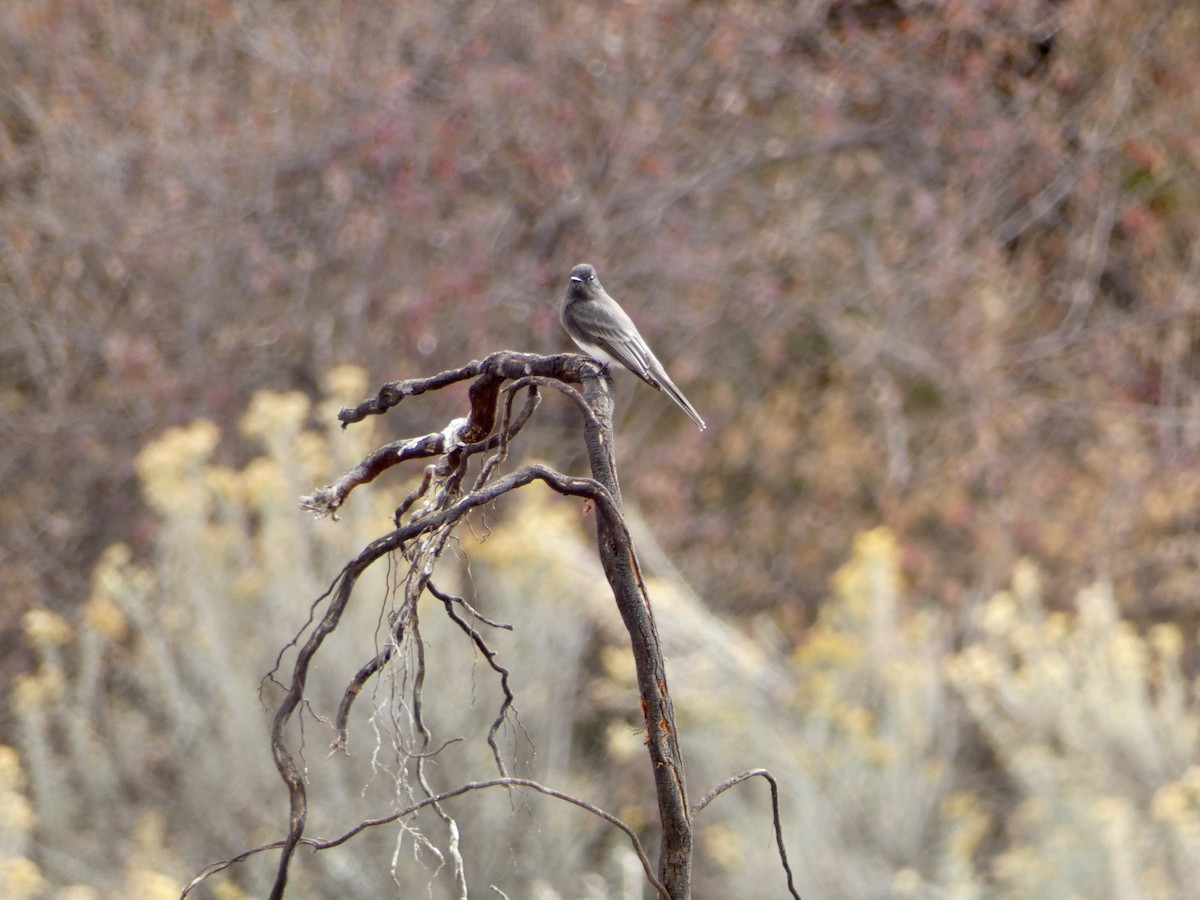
<box><xmin>266</xmin><ymin>353</ymin><xmax>725</xmax><ymax>898</ymax></box>
<box><xmin>331</xmin><ymin>608</ymin><xmax>404</xmax><ymax>753</ymax></box>
<box><xmin>300</xmin><ymin>432</ymin><xmax>444</xmax><ymax>518</ymax></box>
<box><xmin>429</xmin><ymin>580</ymin><xmax>522</xmax><ymax>776</ymax></box>
<box><xmin>336</xmin><ymin>351</ymin><xmax>580</xmax><ymax>428</ymax></box>
<box><xmin>695</xmin><ymin>769</ymin><xmax>803</xmax><ymax>900</ymax></box>
<box><xmin>301</xmin><ymin>376</ymin><xmax>542</xmax><ymax>518</ymax></box>
<box><xmin>183</xmin><ymin>778</ymin><xmax>669</xmax><ymax>900</ymax></box>
<box><xmin>269</xmin><ymin>462</ymin><xmax>621</xmax><ymax>899</ymax></box>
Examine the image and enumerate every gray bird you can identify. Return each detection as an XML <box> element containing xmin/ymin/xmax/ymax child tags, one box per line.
<box><xmin>561</xmin><ymin>263</ymin><xmax>706</xmax><ymax>431</ymax></box>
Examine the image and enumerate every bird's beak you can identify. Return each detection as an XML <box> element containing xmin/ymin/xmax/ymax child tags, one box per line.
<box><xmin>570</xmin><ymin>276</ymin><xmax>583</xmax><ymax>283</ymax></box>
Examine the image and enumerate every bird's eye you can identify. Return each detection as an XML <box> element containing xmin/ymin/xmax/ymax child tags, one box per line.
<box><xmin>587</xmin><ymin>274</ymin><xmax>596</xmax><ymax>282</ymax></box>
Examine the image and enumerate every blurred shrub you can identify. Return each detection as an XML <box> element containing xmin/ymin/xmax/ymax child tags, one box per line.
<box><xmin>10</xmin><ymin>370</ymin><xmax>396</xmax><ymax>898</ymax></box>
<box><xmin>4</xmin><ymin>0</ymin><xmax>1200</xmax><ymax>660</ymax></box>
<box><xmin>948</xmin><ymin>564</ymin><xmax>1200</xmax><ymax>899</ymax></box>
<box><xmin>0</xmin><ymin>744</ymin><xmax>45</xmax><ymax>900</ymax></box>
<box><xmin>9</xmin><ymin>378</ymin><xmax>1199</xmax><ymax>897</ymax></box>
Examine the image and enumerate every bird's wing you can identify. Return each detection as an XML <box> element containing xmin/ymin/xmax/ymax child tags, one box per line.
<box><xmin>581</xmin><ymin>299</ymin><xmax>664</xmax><ymax>388</ymax></box>
<box><xmin>609</xmin><ymin>329</ymin><xmax>707</xmax><ymax>429</ymax></box>
<box><xmin>571</xmin><ymin>292</ymin><xmax>707</xmax><ymax>430</ymax></box>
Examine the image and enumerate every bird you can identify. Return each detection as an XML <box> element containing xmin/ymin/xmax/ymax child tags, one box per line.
<box><xmin>561</xmin><ymin>263</ymin><xmax>706</xmax><ymax>431</ymax></box>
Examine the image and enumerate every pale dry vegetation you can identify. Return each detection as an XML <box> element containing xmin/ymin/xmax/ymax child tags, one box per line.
<box><xmin>7</xmin><ymin>385</ymin><xmax>1200</xmax><ymax>897</ymax></box>
<box><xmin>3</xmin><ymin>0</ymin><xmax>1200</xmax><ymax>896</ymax></box>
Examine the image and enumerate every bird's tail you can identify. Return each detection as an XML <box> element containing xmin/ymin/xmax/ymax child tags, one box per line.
<box><xmin>658</xmin><ymin>376</ymin><xmax>706</xmax><ymax>431</ymax></box>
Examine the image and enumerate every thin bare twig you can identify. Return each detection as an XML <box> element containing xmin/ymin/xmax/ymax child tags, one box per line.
<box><xmin>251</xmin><ymin>352</ymin><xmax>735</xmax><ymax>899</ymax></box>
<box><xmin>182</xmin><ymin>777</ymin><xmax>669</xmax><ymax>900</ymax></box>
<box><xmin>695</xmin><ymin>768</ymin><xmax>803</xmax><ymax>900</ymax></box>
<box><xmin>331</xmin><ymin>607</ymin><xmax>405</xmax><ymax>752</ymax></box>
<box><xmin>428</xmin><ymin>580</ymin><xmax>522</xmax><ymax>776</ymax></box>
<box><xmin>266</xmin><ymin>461</ymin><xmax>623</xmax><ymax>899</ymax></box>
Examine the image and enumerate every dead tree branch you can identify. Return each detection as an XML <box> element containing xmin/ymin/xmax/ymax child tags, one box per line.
<box><xmin>270</xmin><ymin>460</ymin><xmax>627</xmax><ymax>900</ymax></box>
<box><xmin>188</xmin><ymin>349</ymin><xmax>799</xmax><ymax>900</ymax></box>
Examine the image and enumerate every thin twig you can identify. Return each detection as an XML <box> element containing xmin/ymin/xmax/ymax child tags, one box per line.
<box><xmin>695</xmin><ymin>769</ymin><xmax>803</xmax><ymax>900</ymax></box>
<box><xmin>179</xmin><ymin>777</ymin><xmax>669</xmax><ymax>900</ymax></box>
<box><xmin>264</xmin><ymin>353</ymin><xmax>712</xmax><ymax>898</ymax></box>
<box><xmin>266</xmin><ymin>463</ymin><xmax>622</xmax><ymax>899</ymax></box>
<box><xmin>332</xmin><ymin>609</ymin><xmax>405</xmax><ymax>752</ymax></box>
<box><xmin>429</xmin><ymin>581</ymin><xmax>523</xmax><ymax>776</ymax></box>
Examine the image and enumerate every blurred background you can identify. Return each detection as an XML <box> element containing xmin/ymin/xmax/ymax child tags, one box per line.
<box><xmin>3</xmin><ymin>1</ymin><xmax>1200</xmax><ymax>898</ymax></box>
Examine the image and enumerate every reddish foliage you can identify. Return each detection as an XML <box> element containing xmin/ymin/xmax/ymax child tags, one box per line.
<box><xmin>2</xmin><ymin>0</ymin><xmax>1199</xmax><ymax>657</ymax></box>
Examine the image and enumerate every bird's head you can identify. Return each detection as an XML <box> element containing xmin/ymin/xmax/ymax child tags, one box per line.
<box><xmin>568</xmin><ymin>263</ymin><xmax>598</xmax><ymax>287</ymax></box>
